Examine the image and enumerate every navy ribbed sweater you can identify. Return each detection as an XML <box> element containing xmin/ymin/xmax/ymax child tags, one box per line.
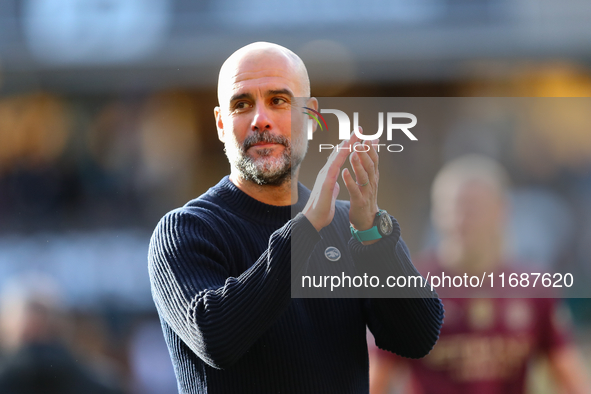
<box><xmin>148</xmin><ymin>176</ymin><xmax>443</xmax><ymax>393</ymax></box>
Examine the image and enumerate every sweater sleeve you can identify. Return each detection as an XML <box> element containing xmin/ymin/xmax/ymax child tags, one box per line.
<box><xmin>148</xmin><ymin>210</ymin><xmax>320</xmax><ymax>370</ymax></box>
<box><xmin>349</xmin><ymin>218</ymin><xmax>444</xmax><ymax>359</ymax></box>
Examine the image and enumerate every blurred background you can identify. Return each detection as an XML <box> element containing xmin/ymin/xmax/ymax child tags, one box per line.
<box><xmin>1</xmin><ymin>0</ymin><xmax>591</xmax><ymax>393</ymax></box>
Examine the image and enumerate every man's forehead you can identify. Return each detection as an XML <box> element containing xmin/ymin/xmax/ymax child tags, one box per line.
<box><xmin>221</xmin><ymin>62</ymin><xmax>297</xmax><ymax>95</ymax></box>
<box><xmin>231</xmin><ymin>64</ymin><xmax>297</xmax><ymax>81</ymax></box>
<box><xmin>228</xmin><ymin>73</ymin><xmax>297</xmax><ymax>94</ymax></box>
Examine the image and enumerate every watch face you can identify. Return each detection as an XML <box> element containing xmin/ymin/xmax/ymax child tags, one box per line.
<box><xmin>378</xmin><ymin>214</ymin><xmax>394</xmax><ymax>236</ymax></box>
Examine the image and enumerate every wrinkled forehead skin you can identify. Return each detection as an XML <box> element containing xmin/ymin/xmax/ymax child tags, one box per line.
<box><xmin>217</xmin><ymin>42</ymin><xmax>311</xmax><ymax>107</ymax></box>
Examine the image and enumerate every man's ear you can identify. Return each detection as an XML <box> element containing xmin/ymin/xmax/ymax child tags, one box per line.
<box><xmin>214</xmin><ymin>106</ymin><xmax>224</xmax><ymax>142</ymax></box>
<box><xmin>306</xmin><ymin>97</ymin><xmax>319</xmax><ymax>134</ymax></box>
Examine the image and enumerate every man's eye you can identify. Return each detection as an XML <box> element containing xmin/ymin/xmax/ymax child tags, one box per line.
<box><xmin>234</xmin><ymin>102</ymin><xmax>251</xmax><ymax>110</ymax></box>
<box><xmin>272</xmin><ymin>97</ymin><xmax>287</xmax><ymax>105</ymax></box>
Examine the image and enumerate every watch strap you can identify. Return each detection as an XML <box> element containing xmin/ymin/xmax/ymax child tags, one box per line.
<box><xmin>350</xmin><ymin>225</ymin><xmax>382</xmax><ymax>242</ymax></box>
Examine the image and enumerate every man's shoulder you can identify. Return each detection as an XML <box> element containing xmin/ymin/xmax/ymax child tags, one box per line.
<box><xmin>149</xmin><ymin>188</ymin><xmax>235</xmax><ymax>265</ymax></box>
<box><xmin>150</xmin><ymin>205</ymin><xmax>219</xmax><ymax>250</ymax></box>
<box><xmin>152</xmin><ymin>179</ymin><xmax>233</xmax><ymax>237</ymax></box>
<box><xmin>184</xmin><ymin>177</ymin><xmax>230</xmax><ymax>210</ymax></box>
<box><xmin>159</xmin><ymin>192</ymin><xmax>224</xmax><ymax>226</ymax></box>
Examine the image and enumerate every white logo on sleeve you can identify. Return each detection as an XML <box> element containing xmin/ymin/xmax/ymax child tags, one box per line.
<box><xmin>324</xmin><ymin>247</ymin><xmax>341</xmax><ymax>262</ymax></box>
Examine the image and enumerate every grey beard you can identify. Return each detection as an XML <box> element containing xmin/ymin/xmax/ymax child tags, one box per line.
<box><xmin>235</xmin><ymin>149</ymin><xmax>292</xmax><ymax>186</ymax></box>
<box><xmin>225</xmin><ymin>130</ymin><xmax>304</xmax><ymax>186</ymax></box>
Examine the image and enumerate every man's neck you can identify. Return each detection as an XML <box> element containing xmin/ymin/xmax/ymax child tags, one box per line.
<box><xmin>229</xmin><ymin>170</ymin><xmax>299</xmax><ymax>206</ymax></box>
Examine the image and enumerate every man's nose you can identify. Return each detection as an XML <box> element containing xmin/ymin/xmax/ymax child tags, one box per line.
<box><xmin>251</xmin><ymin>105</ymin><xmax>272</xmax><ymax>132</ymax></box>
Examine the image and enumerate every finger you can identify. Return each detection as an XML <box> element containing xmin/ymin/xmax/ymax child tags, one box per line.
<box><xmin>318</xmin><ymin>149</ymin><xmax>343</xmax><ymax>191</ymax></box>
<box><xmin>327</xmin><ymin>136</ymin><xmax>351</xmax><ymax>164</ymax></box>
<box><xmin>324</xmin><ymin>141</ymin><xmax>351</xmax><ymax>181</ymax></box>
<box><xmin>350</xmin><ymin>148</ymin><xmax>371</xmax><ymax>187</ymax></box>
<box><xmin>334</xmin><ymin>129</ymin><xmax>361</xmax><ymax>166</ymax></box>
<box><xmin>315</xmin><ymin>140</ymin><xmax>351</xmax><ymax>211</ymax></box>
<box><xmin>354</xmin><ymin>144</ymin><xmax>376</xmax><ymax>184</ymax></box>
<box><xmin>349</xmin><ymin>141</ymin><xmax>375</xmax><ymax>184</ymax></box>
<box><xmin>324</xmin><ymin>137</ymin><xmax>358</xmax><ymax>187</ymax></box>
<box><xmin>360</xmin><ymin>138</ymin><xmax>378</xmax><ymax>168</ymax></box>
<box><xmin>349</xmin><ymin>126</ymin><xmax>375</xmax><ymax>185</ymax></box>
<box><xmin>342</xmin><ymin>168</ymin><xmax>362</xmax><ymax>202</ymax></box>
<box><xmin>332</xmin><ymin>181</ymin><xmax>340</xmax><ymax>204</ymax></box>
<box><xmin>349</xmin><ymin>127</ymin><xmax>362</xmax><ymax>146</ymax></box>
<box><xmin>324</xmin><ymin>140</ymin><xmax>342</xmax><ymax>167</ymax></box>
<box><xmin>366</xmin><ymin>138</ymin><xmax>380</xmax><ymax>169</ymax></box>
<box><xmin>323</xmin><ymin>127</ymin><xmax>363</xmax><ymax>183</ymax></box>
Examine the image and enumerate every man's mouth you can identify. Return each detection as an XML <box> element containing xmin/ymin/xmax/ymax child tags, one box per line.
<box><xmin>251</xmin><ymin>142</ymin><xmax>279</xmax><ymax>148</ymax></box>
<box><xmin>247</xmin><ymin>141</ymin><xmax>286</xmax><ymax>151</ymax></box>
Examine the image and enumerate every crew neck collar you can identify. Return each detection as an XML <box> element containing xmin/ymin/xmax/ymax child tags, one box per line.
<box><xmin>210</xmin><ymin>176</ymin><xmax>310</xmax><ymax>225</ymax></box>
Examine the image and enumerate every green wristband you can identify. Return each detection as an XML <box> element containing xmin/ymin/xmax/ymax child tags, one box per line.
<box><xmin>350</xmin><ymin>225</ymin><xmax>382</xmax><ymax>242</ymax></box>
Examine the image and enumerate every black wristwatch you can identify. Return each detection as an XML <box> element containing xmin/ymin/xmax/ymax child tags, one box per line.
<box><xmin>350</xmin><ymin>209</ymin><xmax>394</xmax><ymax>242</ymax></box>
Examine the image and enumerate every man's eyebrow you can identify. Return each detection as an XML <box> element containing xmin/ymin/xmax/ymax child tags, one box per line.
<box><xmin>229</xmin><ymin>92</ymin><xmax>254</xmax><ymax>103</ymax></box>
<box><xmin>267</xmin><ymin>89</ymin><xmax>294</xmax><ymax>97</ymax></box>
<box><xmin>229</xmin><ymin>89</ymin><xmax>294</xmax><ymax>104</ymax></box>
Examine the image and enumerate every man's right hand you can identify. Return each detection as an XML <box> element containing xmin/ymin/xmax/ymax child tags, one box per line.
<box><xmin>303</xmin><ymin>132</ymin><xmax>361</xmax><ymax>232</ymax></box>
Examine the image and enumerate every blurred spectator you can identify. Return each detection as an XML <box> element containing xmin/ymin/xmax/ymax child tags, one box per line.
<box><xmin>507</xmin><ymin>188</ymin><xmax>575</xmax><ymax>271</ymax></box>
<box><xmin>0</xmin><ymin>272</ymin><xmax>124</xmax><ymax>394</ymax></box>
<box><xmin>369</xmin><ymin>155</ymin><xmax>590</xmax><ymax>394</ymax></box>
<box><xmin>128</xmin><ymin>319</ymin><xmax>177</xmax><ymax>394</ymax></box>
<box><xmin>0</xmin><ymin>93</ymin><xmax>76</xmax><ymax>232</ymax></box>
<box><xmin>137</xmin><ymin>90</ymin><xmax>202</xmax><ymax>214</ymax></box>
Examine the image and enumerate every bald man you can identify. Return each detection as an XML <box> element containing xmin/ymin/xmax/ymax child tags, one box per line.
<box><xmin>148</xmin><ymin>42</ymin><xmax>443</xmax><ymax>394</ymax></box>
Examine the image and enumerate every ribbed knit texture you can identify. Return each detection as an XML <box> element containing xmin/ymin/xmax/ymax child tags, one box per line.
<box><xmin>148</xmin><ymin>176</ymin><xmax>443</xmax><ymax>393</ymax></box>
